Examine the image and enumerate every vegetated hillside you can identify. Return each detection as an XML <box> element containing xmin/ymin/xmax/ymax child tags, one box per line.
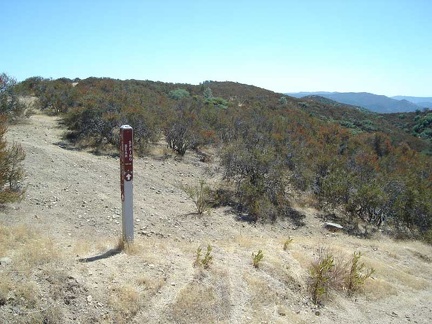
<box><xmin>384</xmin><ymin>110</ymin><xmax>432</xmax><ymax>152</ymax></box>
<box><xmin>16</xmin><ymin>77</ymin><xmax>432</xmax><ymax>242</ymax></box>
<box><xmin>297</xmin><ymin>95</ymin><xmax>432</xmax><ymax>154</ymax></box>
<box><xmin>287</xmin><ymin>91</ymin><xmax>421</xmax><ymax>113</ymax></box>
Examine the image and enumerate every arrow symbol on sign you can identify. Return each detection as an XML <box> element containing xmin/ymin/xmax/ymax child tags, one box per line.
<box><xmin>125</xmin><ymin>173</ymin><xmax>132</xmax><ymax>181</ymax></box>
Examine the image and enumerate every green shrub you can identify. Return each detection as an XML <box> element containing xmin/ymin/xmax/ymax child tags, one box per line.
<box><xmin>346</xmin><ymin>252</ymin><xmax>375</xmax><ymax>295</ymax></box>
<box><xmin>180</xmin><ymin>179</ymin><xmax>210</xmax><ymax>215</ymax></box>
<box><xmin>193</xmin><ymin>244</ymin><xmax>213</xmax><ymax>269</ymax></box>
<box><xmin>308</xmin><ymin>248</ymin><xmax>375</xmax><ymax>304</ymax></box>
<box><xmin>283</xmin><ymin>237</ymin><xmax>293</xmax><ymax>251</ymax></box>
<box><xmin>169</xmin><ymin>88</ymin><xmax>190</xmax><ymax>100</ymax></box>
<box><xmin>308</xmin><ymin>252</ymin><xmax>334</xmax><ymax>304</ymax></box>
<box><xmin>252</xmin><ymin>250</ymin><xmax>264</xmax><ymax>268</ymax></box>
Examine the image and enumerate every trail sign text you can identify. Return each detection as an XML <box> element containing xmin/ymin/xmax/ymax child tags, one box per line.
<box><xmin>120</xmin><ymin>125</ymin><xmax>134</xmax><ymax>243</ymax></box>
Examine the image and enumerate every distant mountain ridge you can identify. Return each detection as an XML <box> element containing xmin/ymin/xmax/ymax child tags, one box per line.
<box><xmin>392</xmin><ymin>96</ymin><xmax>432</xmax><ymax>109</ymax></box>
<box><xmin>286</xmin><ymin>91</ymin><xmax>430</xmax><ymax>113</ymax></box>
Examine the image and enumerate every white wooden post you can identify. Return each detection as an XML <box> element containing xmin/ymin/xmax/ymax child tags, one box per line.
<box><xmin>120</xmin><ymin>125</ymin><xmax>134</xmax><ymax>243</ymax></box>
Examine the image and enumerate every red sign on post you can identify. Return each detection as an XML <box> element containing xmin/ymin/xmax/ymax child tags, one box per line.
<box><xmin>120</xmin><ymin>125</ymin><xmax>134</xmax><ymax>243</ymax></box>
<box><xmin>121</xmin><ymin>128</ymin><xmax>133</xmax><ymax>180</ymax></box>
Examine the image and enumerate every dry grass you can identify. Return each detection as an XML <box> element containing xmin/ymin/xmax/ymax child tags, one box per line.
<box><xmin>168</xmin><ymin>270</ymin><xmax>231</xmax><ymax>324</ymax></box>
<box><xmin>0</xmin><ymin>223</ymin><xmax>63</xmax><ymax>323</ymax></box>
<box><xmin>1</xmin><ymin>219</ymin><xmax>432</xmax><ymax>323</ymax></box>
<box><xmin>116</xmin><ymin>237</ymin><xmax>141</xmax><ymax>255</ymax></box>
<box><xmin>108</xmin><ymin>285</ymin><xmax>142</xmax><ymax>322</ymax></box>
<box><xmin>72</xmin><ymin>239</ymin><xmax>92</xmax><ymax>256</ymax></box>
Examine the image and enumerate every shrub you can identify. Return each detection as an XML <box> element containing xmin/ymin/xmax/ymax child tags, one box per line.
<box><xmin>221</xmin><ymin>138</ymin><xmax>287</xmax><ymax>222</ymax></box>
<box><xmin>169</xmin><ymin>88</ymin><xmax>190</xmax><ymax>100</ymax></box>
<box><xmin>283</xmin><ymin>237</ymin><xmax>293</xmax><ymax>251</ymax></box>
<box><xmin>0</xmin><ymin>116</ymin><xmax>26</xmax><ymax>204</ymax></box>
<box><xmin>346</xmin><ymin>252</ymin><xmax>375</xmax><ymax>295</ymax></box>
<box><xmin>180</xmin><ymin>179</ymin><xmax>210</xmax><ymax>215</ymax></box>
<box><xmin>0</xmin><ymin>73</ymin><xmax>26</xmax><ymax>120</ymax></box>
<box><xmin>165</xmin><ymin>122</ymin><xmax>190</xmax><ymax>156</ymax></box>
<box><xmin>308</xmin><ymin>248</ymin><xmax>375</xmax><ymax>304</ymax></box>
<box><xmin>252</xmin><ymin>250</ymin><xmax>264</xmax><ymax>268</ymax></box>
<box><xmin>193</xmin><ymin>244</ymin><xmax>213</xmax><ymax>269</ymax></box>
<box><xmin>308</xmin><ymin>251</ymin><xmax>335</xmax><ymax>304</ymax></box>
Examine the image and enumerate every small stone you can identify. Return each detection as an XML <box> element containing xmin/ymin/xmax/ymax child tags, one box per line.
<box><xmin>87</xmin><ymin>295</ymin><xmax>93</xmax><ymax>303</ymax></box>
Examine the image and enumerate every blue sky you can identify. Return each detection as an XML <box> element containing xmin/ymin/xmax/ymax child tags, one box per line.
<box><xmin>2</xmin><ymin>0</ymin><xmax>431</xmax><ymax>96</ymax></box>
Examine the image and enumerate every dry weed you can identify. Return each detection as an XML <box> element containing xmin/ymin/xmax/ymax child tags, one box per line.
<box><xmin>116</xmin><ymin>237</ymin><xmax>141</xmax><ymax>255</ymax></box>
<box><xmin>109</xmin><ymin>285</ymin><xmax>142</xmax><ymax>321</ymax></box>
<box><xmin>169</xmin><ymin>282</ymin><xmax>219</xmax><ymax>323</ymax></box>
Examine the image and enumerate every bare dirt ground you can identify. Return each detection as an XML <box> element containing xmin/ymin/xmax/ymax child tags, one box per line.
<box><xmin>1</xmin><ymin>111</ymin><xmax>432</xmax><ymax>323</ymax></box>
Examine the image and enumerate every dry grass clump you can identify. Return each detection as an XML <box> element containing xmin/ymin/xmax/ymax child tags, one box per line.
<box><xmin>0</xmin><ymin>223</ymin><xmax>63</xmax><ymax>323</ymax></box>
<box><xmin>109</xmin><ymin>285</ymin><xmax>142</xmax><ymax>322</ymax></box>
<box><xmin>168</xmin><ymin>278</ymin><xmax>231</xmax><ymax>324</ymax></box>
<box><xmin>116</xmin><ymin>237</ymin><xmax>141</xmax><ymax>255</ymax></box>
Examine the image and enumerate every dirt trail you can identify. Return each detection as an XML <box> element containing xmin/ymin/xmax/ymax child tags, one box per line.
<box><xmin>1</xmin><ymin>112</ymin><xmax>432</xmax><ymax>323</ymax></box>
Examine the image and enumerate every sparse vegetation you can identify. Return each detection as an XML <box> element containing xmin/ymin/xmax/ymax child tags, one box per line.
<box><xmin>117</xmin><ymin>237</ymin><xmax>139</xmax><ymax>255</ymax></box>
<box><xmin>308</xmin><ymin>248</ymin><xmax>375</xmax><ymax>304</ymax></box>
<box><xmin>180</xmin><ymin>179</ymin><xmax>211</xmax><ymax>215</ymax></box>
<box><xmin>109</xmin><ymin>285</ymin><xmax>142</xmax><ymax>321</ymax></box>
<box><xmin>346</xmin><ymin>252</ymin><xmax>375</xmax><ymax>295</ymax></box>
<box><xmin>308</xmin><ymin>249</ymin><xmax>335</xmax><ymax>304</ymax></box>
<box><xmin>193</xmin><ymin>244</ymin><xmax>213</xmax><ymax>269</ymax></box>
<box><xmin>252</xmin><ymin>249</ymin><xmax>264</xmax><ymax>268</ymax></box>
<box><xmin>283</xmin><ymin>237</ymin><xmax>293</xmax><ymax>250</ymax></box>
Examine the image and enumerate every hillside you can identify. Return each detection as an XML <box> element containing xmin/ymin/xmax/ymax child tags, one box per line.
<box><xmin>287</xmin><ymin>92</ymin><xmax>422</xmax><ymax>113</ymax></box>
<box><xmin>290</xmin><ymin>95</ymin><xmax>431</xmax><ymax>154</ymax></box>
<box><xmin>13</xmin><ymin>78</ymin><xmax>432</xmax><ymax>232</ymax></box>
<box><xmin>1</xmin><ymin>111</ymin><xmax>432</xmax><ymax>323</ymax></box>
<box><xmin>392</xmin><ymin>96</ymin><xmax>432</xmax><ymax>109</ymax></box>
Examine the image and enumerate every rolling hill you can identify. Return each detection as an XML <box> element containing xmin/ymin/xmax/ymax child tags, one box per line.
<box><xmin>287</xmin><ymin>91</ymin><xmax>423</xmax><ymax>113</ymax></box>
<box><xmin>392</xmin><ymin>96</ymin><xmax>432</xmax><ymax>109</ymax></box>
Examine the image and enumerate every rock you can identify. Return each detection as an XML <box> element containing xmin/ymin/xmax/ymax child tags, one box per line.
<box><xmin>323</xmin><ymin>222</ymin><xmax>343</xmax><ymax>232</ymax></box>
<box><xmin>0</xmin><ymin>257</ymin><xmax>12</xmax><ymax>265</ymax></box>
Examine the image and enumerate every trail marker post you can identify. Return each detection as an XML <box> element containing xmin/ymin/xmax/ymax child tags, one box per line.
<box><xmin>120</xmin><ymin>125</ymin><xmax>134</xmax><ymax>243</ymax></box>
